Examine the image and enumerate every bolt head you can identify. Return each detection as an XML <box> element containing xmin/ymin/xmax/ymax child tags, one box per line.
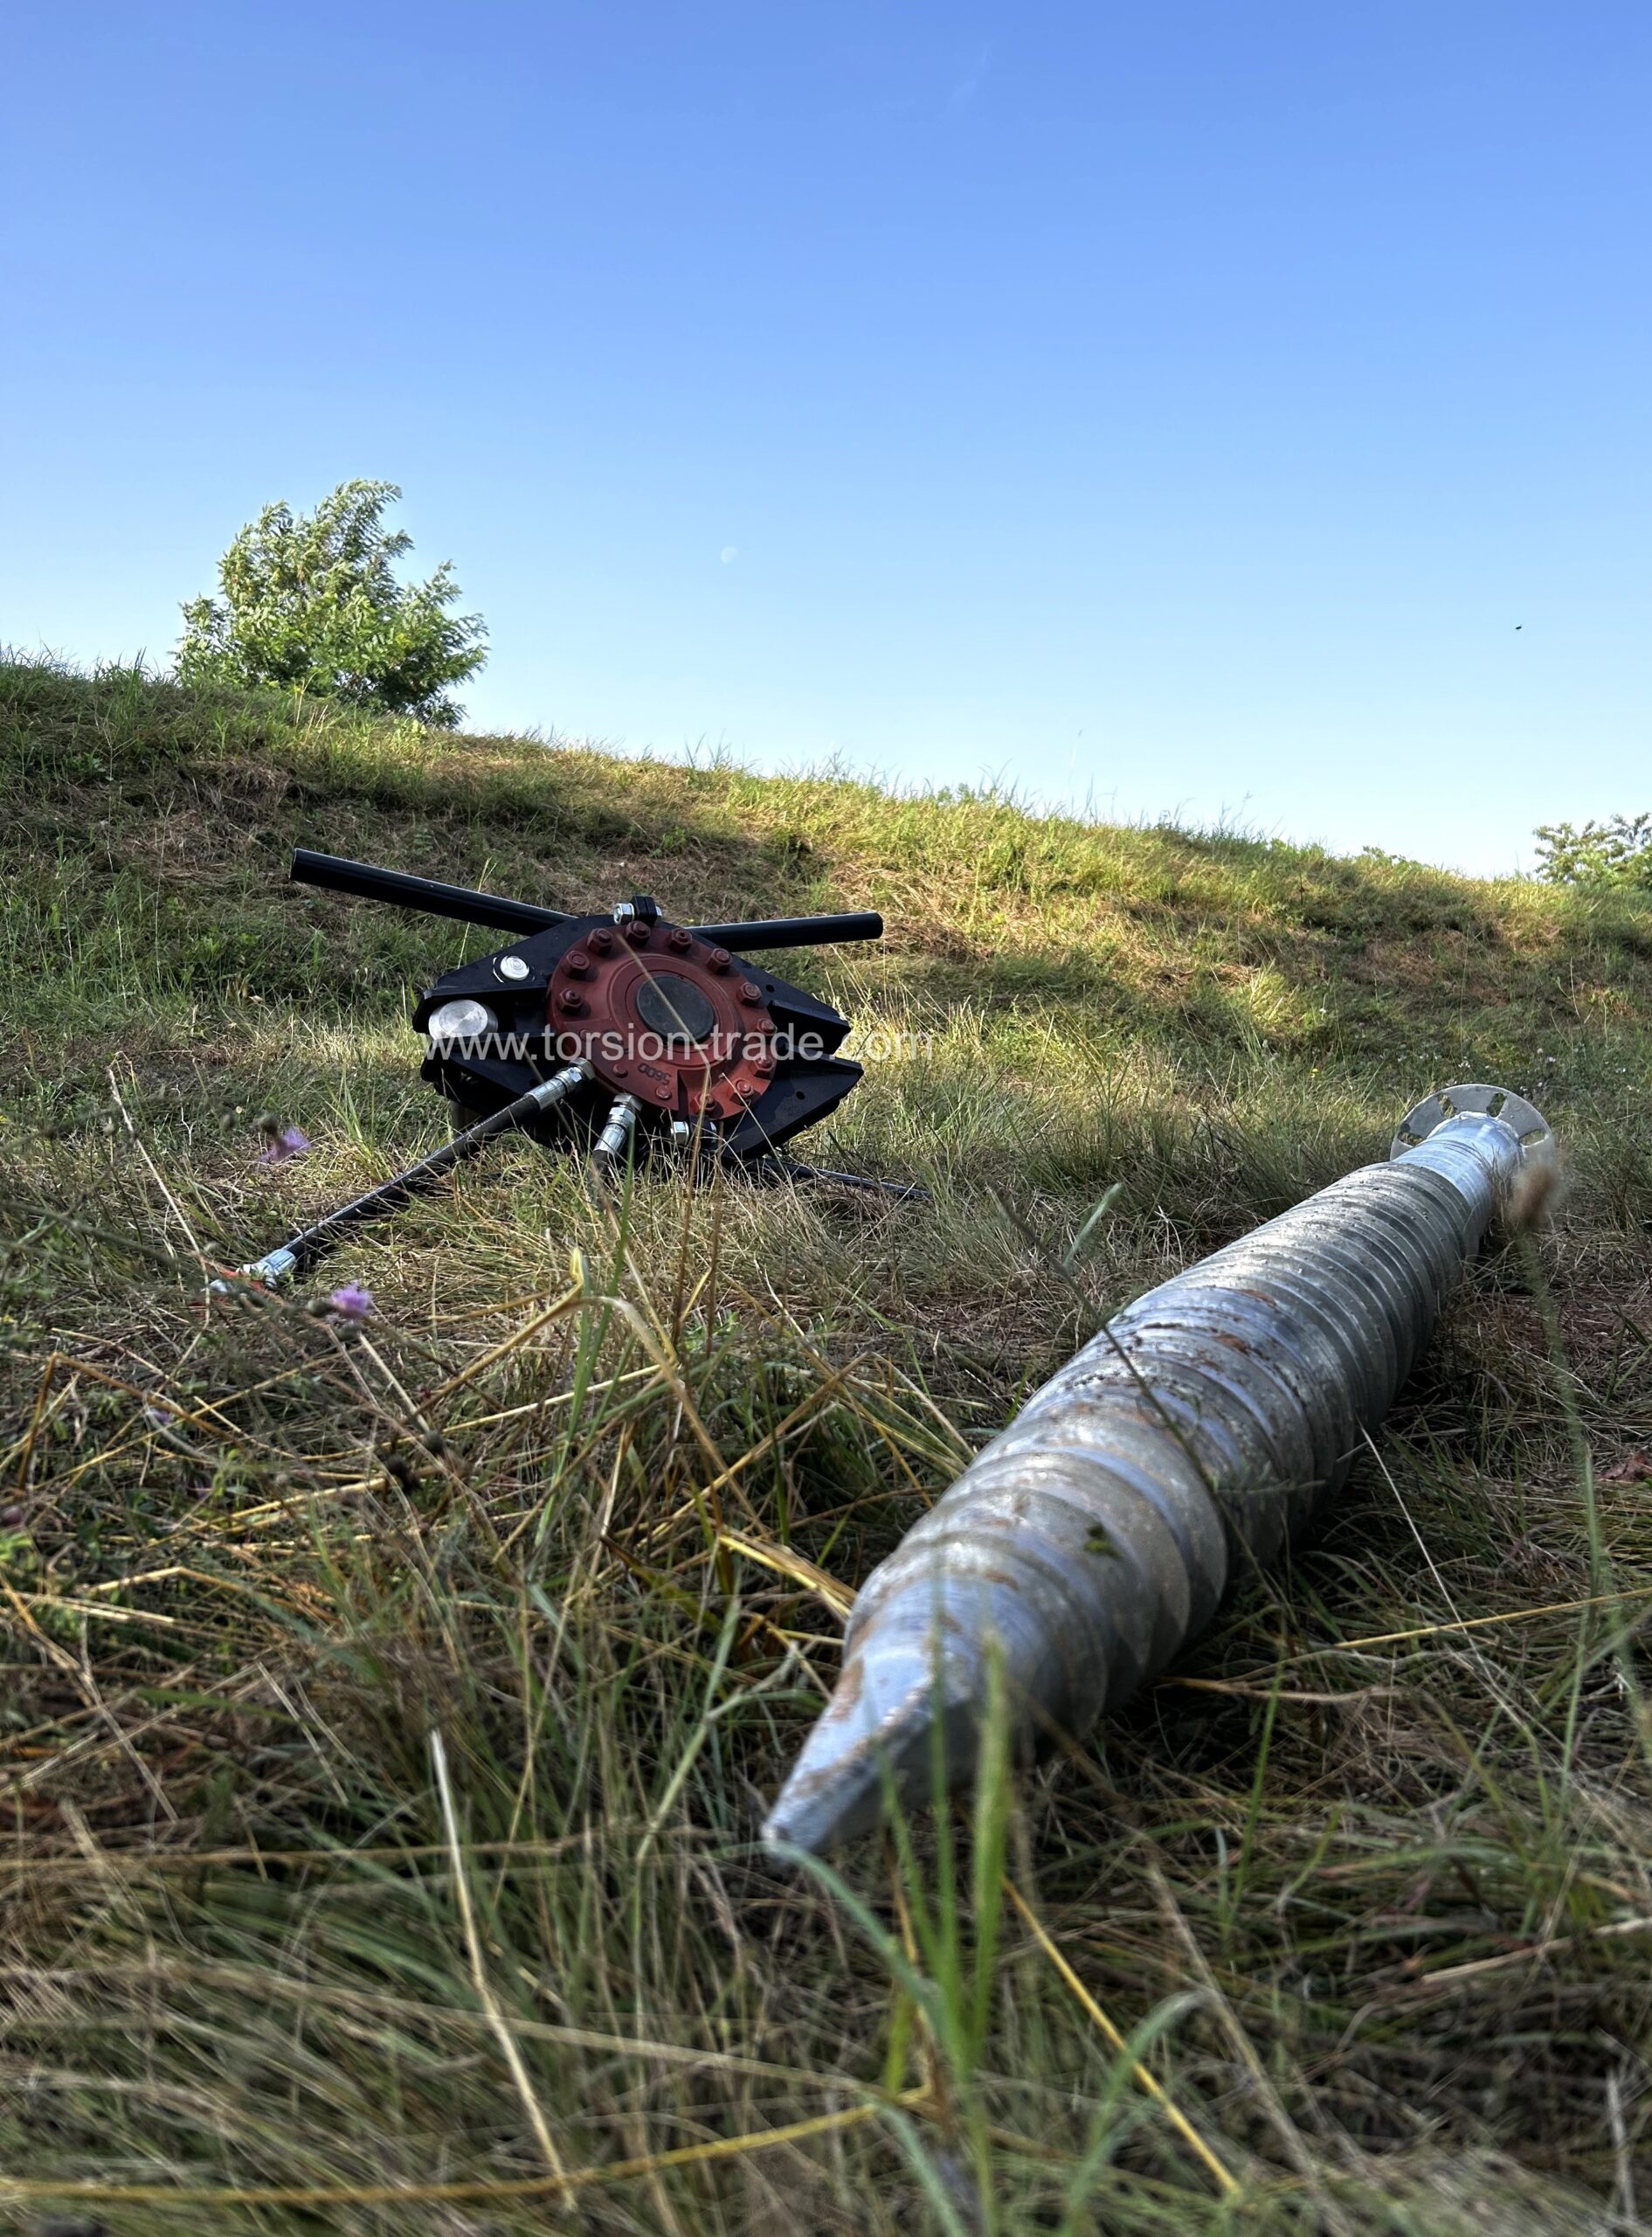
<box><xmin>626</xmin><ymin>919</ymin><xmax>651</xmax><ymax>945</ymax></box>
<box><xmin>707</xmin><ymin>948</ymin><xmax>731</xmax><ymax>973</ymax></box>
<box><xmin>737</xmin><ymin>980</ymin><xmax>762</xmax><ymax>1006</ymax></box>
<box><xmin>753</xmin><ymin>1053</ymin><xmax>775</xmax><ymax>1077</ymax></box>
<box><xmin>588</xmin><ymin>926</ymin><xmax>614</xmax><ymax>953</ymax></box>
<box><xmin>498</xmin><ymin>954</ymin><xmax>531</xmax><ymax>982</ymax></box>
<box><xmin>667</xmin><ymin>925</ymin><xmax>693</xmax><ymax>952</ymax></box>
<box><xmin>565</xmin><ymin>948</ymin><xmax>591</xmax><ymax>976</ymax></box>
<box><xmin>556</xmin><ymin>987</ymin><xmax>584</xmax><ymax>1015</ymax></box>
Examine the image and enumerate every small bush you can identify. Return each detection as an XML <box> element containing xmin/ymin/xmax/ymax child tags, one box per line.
<box><xmin>176</xmin><ymin>478</ymin><xmax>487</xmax><ymax>726</ymax></box>
<box><xmin>1533</xmin><ymin>811</ymin><xmax>1652</xmax><ymax>888</ymax></box>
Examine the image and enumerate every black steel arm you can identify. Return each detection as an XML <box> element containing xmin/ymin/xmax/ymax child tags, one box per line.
<box><xmin>690</xmin><ymin>911</ymin><xmax>883</xmax><ymax>951</ymax></box>
<box><xmin>290</xmin><ymin>849</ymin><xmax>569</xmax><ymax>936</ymax></box>
<box><xmin>290</xmin><ymin>850</ymin><xmax>883</xmax><ymax>949</ymax></box>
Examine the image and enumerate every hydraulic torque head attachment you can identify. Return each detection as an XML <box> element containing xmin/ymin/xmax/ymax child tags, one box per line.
<box><xmin>413</xmin><ymin>902</ymin><xmax>864</xmax><ymax>1164</ymax></box>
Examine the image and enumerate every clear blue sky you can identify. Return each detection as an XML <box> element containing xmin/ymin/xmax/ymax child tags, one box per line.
<box><xmin>4</xmin><ymin>2</ymin><xmax>1647</xmax><ymax>874</ymax></box>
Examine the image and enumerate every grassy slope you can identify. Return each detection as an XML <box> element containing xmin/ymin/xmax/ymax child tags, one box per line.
<box><xmin>2</xmin><ymin>655</ymin><xmax>1649</xmax><ymax>2233</ymax></box>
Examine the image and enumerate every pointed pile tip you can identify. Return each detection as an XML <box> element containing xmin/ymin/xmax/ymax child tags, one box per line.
<box><xmin>762</xmin><ymin>1629</ymin><xmax>983</xmax><ymax>1857</ymax></box>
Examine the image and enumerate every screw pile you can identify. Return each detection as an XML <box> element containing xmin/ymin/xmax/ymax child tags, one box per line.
<box><xmin>764</xmin><ymin>1084</ymin><xmax>1554</xmax><ymax>1853</ymax></box>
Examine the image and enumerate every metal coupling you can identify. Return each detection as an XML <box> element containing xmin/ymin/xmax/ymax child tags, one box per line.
<box><xmin>238</xmin><ymin>1244</ymin><xmax>299</xmax><ymax>1288</ymax></box>
<box><xmin>208</xmin><ymin>1245</ymin><xmax>298</xmax><ymax>1292</ymax></box>
<box><xmin>592</xmin><ymin>1091</ymin><xmax>642</xmax><ymax>1169</ymax></box>
<box><xmin>764</xmin><ymin>1084</ymin><xmax>1555</xmax><ymax>1855</ymax></box>
<box><xmin>529</xmin><ymin>1058</ymin><xmax>595</xmax><ymax>1111</ymax></box>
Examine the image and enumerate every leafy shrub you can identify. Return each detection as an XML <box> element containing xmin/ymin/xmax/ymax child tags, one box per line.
<box><xmin>1532</xmin><ymin>813</ymin><xmax>1652</xmax><ymax>888</ymax></box>
<box><xmin>176</xmin><ymin>480</ymin><xmax>487</xmax><ymax>726</ymax></box>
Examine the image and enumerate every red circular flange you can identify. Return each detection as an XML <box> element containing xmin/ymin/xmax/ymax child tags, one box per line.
<box><xmin>546</xmin><ymin>924</ymin><xmax>778</xmax><ymax>1118</ymax></box>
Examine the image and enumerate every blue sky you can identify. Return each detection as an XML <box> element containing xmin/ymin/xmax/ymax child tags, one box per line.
<box><xmin>3</xmin><ymin>1</ymin><xmax>1647</xmax><ymax>874</ymax></box>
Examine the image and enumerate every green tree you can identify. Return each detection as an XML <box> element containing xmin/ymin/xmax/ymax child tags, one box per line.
<box><xmin>1533</xmin><ymin>813</ymin><xmax>1652</xmax><ymax>889</ymax></box>
<box><xmin>176</xmin><ymin>480</ymin><xmax>487</xmax><ymax>726</ymax></box>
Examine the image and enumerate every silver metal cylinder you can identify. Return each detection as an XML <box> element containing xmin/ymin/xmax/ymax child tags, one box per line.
<box><xmin>764</xmin><ymin>1084</ymin><xmax>1554</xmax><ymax>1854</ymax></box>
<box><xmin>532</xmin><ymin>1058</ymin><xmax>596</xmax><ymax>1110</ymax></box>
<box><xmin>593</xmin><ymin>1091</ymin><xmax>642</xmax><ymax>1167</ymax></box>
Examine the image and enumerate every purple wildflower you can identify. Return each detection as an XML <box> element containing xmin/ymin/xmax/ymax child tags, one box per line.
<box><xmin>328</xmin><ymin>1283</ymin><xmax>375</xmax><ymax>1322</ymax></box>
<box><xmin>257</xmin><ymin>1125</ymin><xmax>313</xmax><ymax>1167</ymax></box>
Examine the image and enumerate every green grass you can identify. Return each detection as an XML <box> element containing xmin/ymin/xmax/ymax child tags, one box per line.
<box><xmin>1</xmin><ymin>654</ymin><xmax>1649</xmax><ymax>2232</ymax></box>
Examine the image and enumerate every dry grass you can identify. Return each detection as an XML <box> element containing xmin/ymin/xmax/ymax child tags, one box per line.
<box><xmin>1</xmin><ymin>655</ymin><xmax>1650</xmax><ymax>2233</ymax></box>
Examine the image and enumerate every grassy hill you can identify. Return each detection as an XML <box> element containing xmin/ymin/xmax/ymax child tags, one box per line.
<box><xmin>2</xmin><ymin>654</ymin><xmax>1650</xmax><ymax>2232</ymax></box>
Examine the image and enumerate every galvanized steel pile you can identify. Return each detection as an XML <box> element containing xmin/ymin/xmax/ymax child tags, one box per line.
<box><xmin>764</xmin><ymin>1084</ymin><xmax>1554</xmax><ymax>1854</ymax></box>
